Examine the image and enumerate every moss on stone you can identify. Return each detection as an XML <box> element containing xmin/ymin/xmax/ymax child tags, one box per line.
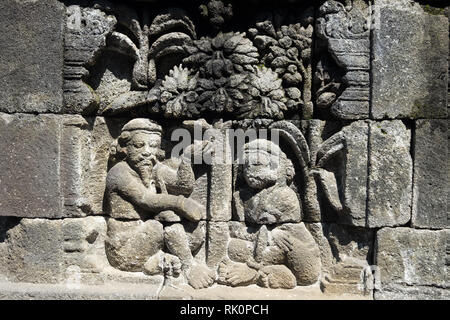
<box><xmin>411</xmin><ymin>101</ymin><xmax>434</xmax><ymax>118</ymax></box>
<box><xmin>422</xmin><ymin>5</ymin><xmax>445</xmax><ymax>16</ymax></box>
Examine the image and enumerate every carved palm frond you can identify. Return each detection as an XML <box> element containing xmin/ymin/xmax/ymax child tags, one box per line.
<box><xmin>269</xmin><ymin>121</ymin><xmax>321</xmax><ymax>218</ymax></box>
<box><xmin>312</xmin><ymin>169</ymin><xmax>343</xmax><ymax>212</ymax></box>
<box><xmin>106</xmin><ymin>6</ymin><xmax>196</xmax><ymax>92</ymax></box>
<box><xmin>107</xmin><ymin>31</ymin><xmax>140</xmax><ymax>59</ymax></box>
<box><xmin>314</xmin><ymin>130</ymin><xmax>346</xmax><ymax>213</ymax></box>
<box><xmin>315</xmin><ymin>131</ymin><xmax>345</xmax><ymax>168</ymax></box>
<box><xmin>269</xmin><ymin>121</ymin><xmax>310</xmax><ymax>170</ymax></box>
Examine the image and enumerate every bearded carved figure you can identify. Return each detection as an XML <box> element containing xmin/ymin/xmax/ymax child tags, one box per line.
<box><xmin>105</xmin><ymin>118</ymin><xmax>216</xmax><ymax>289</ymax></box>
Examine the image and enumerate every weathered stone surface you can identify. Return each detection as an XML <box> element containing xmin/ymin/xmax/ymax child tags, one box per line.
<box><xmin>0</xmin><ymin>114</ymin><xmax>92</xmax><ymax>218</ymax></box>
<box><xmin>0</xmin><ymin>114</ymin><xmax>139</xmax><ymax>218</ymax></box>
<box><xmin>5</xmin><ymin>217</ymin><xmax>109</xmax><ymax>284</ymax></box>
<box><xmin>0</xmin><ymin>282</ymin><xmax>161</xmax><ymax>300</ymax></box>
<box><xmin>0</xmin><ymin>0</ymin><xmax>448</xmax><ymax>299</ymax></box>
<box><xmin>375</xmin><ymin>284</ymin><xmax>450</xmax><ymax>300</ymax></box>
<box><xmin>375</xmin><ymin>228</ymin><xmax>448</xmax><ymax>287</ymax></box>
<box><xmin>0</xmin><ymin>217</ymin><xmax>12</xmax><ymax>279</ymax></box>
<box><xmin>316</xmin><ymin>1</ymin><xmax>370</xmax><ymax>119</ymax></box>
<box><xmin>338</xmin><ymin>121</ymin><xmax>369</xmax><ymax>226</ymax></box>
<box><xmin>372</xmin><ymin>0</ymin><xmax>448</xmax><ymax>119</ymax></box>
<box><xmin>302</xmin><ymin>120</ymin><xmax>368</xmax><ymax>225</ymax></box>
<box><xmin>208</xmin><ymin>128</ymin><xmax>233</xmax><ymax>221</ymax></box>
<box><xmin>0</xmin><ymin>280</ymin><xmax>371</xmax><ymax>300</ymax></box>
<box><xmin>83</xmin><ymin>117</ymin><xmax>128</xmax><ymax>215</ymax></box>
<box><xmin>206</xmin><ymin>222</ymin><xmax>230</xmax><ymax>268</ymax></box>
<box><xmin>320</xmin><ymin>223</ymin><xmax>375</xmax><ymax>296</ymax></box>
<box><xmin>0</xmin><ymin>0</ymin><xmax>64</xmax><ymax>113</ymax></box>
<box><xmin>305</xmin><ymin>223</ymin><xmax>333</xmax><ymax>275</ymax></box>
<box><xmin>281</xmin><ymin>223</ymin><xmax>321</xmax><ymax>286</ymax></box>
<box><xmin>64</xmin><ymin>5</ymin><xmax>117</xmax><ymax>114</ymax></box>
<box><xmin>367</xmin><ymin>121</ymin><xmax>412</xmax><ymax>228</ymax></box>
<box><xmin>323</xmin><ymin>223</ymin><xmax>374</xmax><ymax>264</ymax></box>
<box><xmin>412</xmin><ymin>120</ymin><xmax>448</xmax><ymax>229</ymax></box>
<box><xmin>0</xmin><ymin>114</ymin><xmax>61</xmax><ymax>218</ymax></box>
<box><xmin>209</xmin><ymin>162</ymin><xmax>232</xmax><ymax>221</ymax></box>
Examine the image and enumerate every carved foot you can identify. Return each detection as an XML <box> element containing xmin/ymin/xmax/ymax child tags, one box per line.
<box><xmin>218</xmin><ymin>260</ymin><xmax>258</xmax><ymax>287</ymax></box>
<box><xmin>257</xmin><ymin>265</ymin><xmax>297</xmax><ymax>289</ymax></box>
<box><xmin>187</xmin><ymin>262</ymin><xmax>216</xmax><ymax>289</ymax></box>
<box><xmin>143</xmin><ymin>251</ymin><xmax>182</xmax><ymax>277</ymax></box>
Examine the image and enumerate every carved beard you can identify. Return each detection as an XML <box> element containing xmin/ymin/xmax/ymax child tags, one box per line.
<box><xmin>130</xmin><ymin>160</ymin><xmax>154</xmax><ymax>188</ymax></box>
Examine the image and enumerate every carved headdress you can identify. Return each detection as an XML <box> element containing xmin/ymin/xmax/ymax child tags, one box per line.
<box><xmin>110</xmin><ymin>118</ymin><xmax>165</xmax><ymax>163</ymax></box>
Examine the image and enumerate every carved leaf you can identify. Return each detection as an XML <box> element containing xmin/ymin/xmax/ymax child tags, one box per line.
<box><xmin>149</xmin><ymin>32</ymin><xmax>193</xmax><ymax>59</ymax></box>
<box><xmin>269</xmin><ymin>121</ymin><xmax>310</xmax><ymax>169</ymax></box>
<box><xmin>313</xmin><ymin>169</ymin><xmax>343</xmax><ymax>212</ymax></box>
<box><xmin>149</xmin><ymin>9</ymin><xmax>196</xmax><ymax>39</ymax></box>
<box><xmin>316</xmin><ymin>131</ymin><xmax>345</xmax><ymax>168</ymax></box>
<box><xmin>160</xmin><ymin>65</ymin><xmax>200</xmax><ymax>117</ymax></box>
<box><xmin>107</xmin><ymin>31</ymin><xmax>140</xmax><ymax>59</ymax></box>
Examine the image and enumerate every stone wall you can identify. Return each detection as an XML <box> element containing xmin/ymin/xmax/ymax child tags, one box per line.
<box><xmin>0</xmin><ymin>0</ymin><xmax>448</xmax><ymax>300</ymax></box>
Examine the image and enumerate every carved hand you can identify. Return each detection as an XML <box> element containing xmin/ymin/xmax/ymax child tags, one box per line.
<box><xmin>273</xmin><ymin>231</ymin><xmax>295</xmax><ymax>253</ymax></box>
<box><xmin>177</xmin><ymin>197</ymin><xmax>205</xmax><ymax>222</ymax></box>
<box><xmin>182</xmin><ymin>140</ymin><xmax>213</xmax><ymax>163</ymax></box>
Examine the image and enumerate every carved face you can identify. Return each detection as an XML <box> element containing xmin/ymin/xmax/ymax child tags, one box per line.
<box><xmin>126</xmin><ymin>131</ymin><xmax>161</xmax><ymax>168</ymax></box>
<box><xmin>243</xmin><ymin>149</ymin><xmax>280</xmax><ymax>190</ymax></box>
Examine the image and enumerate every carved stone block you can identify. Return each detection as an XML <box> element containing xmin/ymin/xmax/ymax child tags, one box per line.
<box><xmin>0</xmin><ymin>0</ymin><xmax>447</xmax><ymax>300</ymax></box>
<box><xmin>319</xmin><ymin>223</ymin><xmax>374</xmax><ymax>296</ymax></box>
<box><xmin>412</xmin><ymin>120</ymin><xmax>449</xmax><ymax>229</ymax></box>
<box><xmin>375</xmin><ymin>228</ymin><xmax>449</xmax><ymax>287</ymax></box>
<box><xmin>5</xmin><ymin>217</ymin><xmax>108</xmax><ymax>284</ymax></box>
<box><xmin>374</xmin><ymin>284</ymin><xmax>450</xmax><ymax>300</ymax></box>
<box><xmin>0</xmin><ymin>0</ymin><xmax>65</xmax><ymax>113</ymax></box>
<box><xmin>367</xmin><ymin>121</ymin><xmax>412</xmax><ymax>228</ymax></box>
<box><xmin>372</xmin><ymin>0</ymin><xmax>448</xmax><ymax>119</ymax></box>
<box><xmin>0</xmin><ymin>114</ymin><xmax>91</xmax><ymax>218</ymax></box>
<box><xmin>316</xmin><ymin>0</ymin><xmax>371</xmax><ymax>119</ymax></box>
<box><xmin>206</xmin><ymin>222</ymin><xmax>230</xmax><ymax>268</ymax></box>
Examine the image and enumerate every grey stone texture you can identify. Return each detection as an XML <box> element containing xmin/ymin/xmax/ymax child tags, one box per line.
<box><xmin>206</xmin><ymin>222</ymin><xmax>230</xmax><ymax>268</ymax></box>
<box><xmin>412</xmin><ymin>120</ymin><xmax>449</xmax><ymax>229</ymax></box>
<box><xmin>367</xmin><ymin>121</ymin><xmax>412</xmax><ymax>228</ymax></box>
<box><xmin>372</xmin><ymin>0</ymin><xmax>449</xmax><ymax>119</ymax></box>
<box><xmin>337</xmin><ymin>121</ymin><xmax>369</xmax><ymax>226</ymax></box>
<box><xmin>374</xmin><ymin>284</ymin><xmax>450</xmax><ymax>300</ymax></box>
<box><xmin>64</xmin><ymin>5</ymin><xmax>117</xmax><ymax>114</ymax></box>
<box><xmin>105</xmin><ymin>219</ymin><xmax>164</xmax><ymax>272</ymax></box>
<box><xmin>0</xmin><ymin>281</ymin><xmax>372</xmax><ymax>300</ymax></box>
<box><xmin>4</xmin><ymin>217</ymin><xmax>109</xmax><ymax>283</ymax></box>
<box><xmin>316</xmin><ymin>0</ymin><xmax>371</xmax><ymax>119</ymax></box>
<box><xmin>0</xmin><ymin>114</ymin><xmax>86</xmax><ymax>218</ymax></box>
<box><xmin>319</xmin><ymin>223</ymin><xmax>374</xmax><ymax>296</ymax></box>
<box><xmin>0</xmin><ymin>282</ymin><xmax>161</xmax><ymax>300</ymax></box>
<box><xmin>0</xmin><ymin>0</ymin><xmax>448</xmax><ymax>300</ymax></box>
<box><xmin>375</xmin><ymin>227</ymin><xmax>448</xmax><ymax>287</ymax></box>
<box><xmin>0</xmin><ymin>114</ymin><xmax>135</xmax><ymax>219</ymax></box>
<box><xmin>0</xmin><ymin>0</ymin><xmax>65</xmax><ymax>113</ymax></box>
<box><xmin>209</xmin><ymin>130</ymin><xmax>233</xmax><ymax>221</ymax></box>
<box><xmin>0</xmin><ymin>113</ymin><xmax>118</xmax><ymax>218</ymax></box>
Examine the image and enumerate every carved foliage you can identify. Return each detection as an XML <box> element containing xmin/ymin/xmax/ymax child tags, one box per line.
<box><xmin>65</xmin><ymin>1</ymin><xmax>315</xmax><ymax>119</ymax></box>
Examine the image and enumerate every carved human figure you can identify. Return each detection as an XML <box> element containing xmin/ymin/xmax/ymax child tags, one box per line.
<box><xmin>219</xmin><ymin>139</ymin><xmax>321</xmax><ymax>288</ymax></box>
<box><xmin>105</xmin><ymin>118</ymin><xmax>215</xmax><ymax>288</ymax></box>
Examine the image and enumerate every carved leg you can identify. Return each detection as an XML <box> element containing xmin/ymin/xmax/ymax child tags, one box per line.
<box><xmin>165</xmin><ymin>223</ymin><xmax>215</xmax><ymax>289</ymax></box>
<box><xmin>105</xmin><ymin>218</ymin><xmax>164</xmax><ymax>272</ymax></box>
<box><xmin>164</xmin><ymin>223</ymin><xmax>194</xmax><ymax>269</ymax></box>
